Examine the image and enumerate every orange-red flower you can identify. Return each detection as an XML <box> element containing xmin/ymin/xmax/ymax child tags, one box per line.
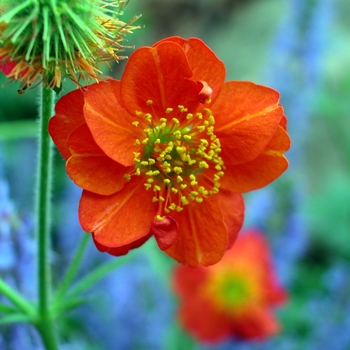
<box><xmin>173</xmin><ymin>229</ymin><xmax>288</xmax><ymax>342</ymax></box>
<box><xmin>49</xmin><ymin>37</ymin><xmax>290</xmax><ymax>266</ymax></box>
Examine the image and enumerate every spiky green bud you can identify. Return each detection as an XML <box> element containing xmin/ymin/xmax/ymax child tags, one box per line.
<box><xmin>0</xmin><ymin>0</ymin><xmax>139</xmax><ymax>89</ymax></box>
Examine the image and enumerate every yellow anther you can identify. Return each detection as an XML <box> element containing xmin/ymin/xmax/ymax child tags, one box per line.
<box><xmin>208</xmin><ymin>116</ymin><xmax>215</xmax><ymax>125</ymax></box>
<box><xmin>143</xmin><ymin>128</ymin><xmax>151</xmax><ymax>133</ymax></box>
<box><xmin>162</xmin><ymin>161</ymin><xmax>171</xmax><ymax>170</ymax></box>
<box><xmin>160</xmin><ymin>118</ymin><xmax>167</xmax><ymax>123</ymax></box>
<box><xmin>135</xmin><ymin>111</ymin><xmax>143</xmax><ymax>116</ymax></box>
<box><xmin>168</xmin><ymin>203</ymin><xmax>176</xmax><ymax>210</ymax></box>
<box><xmin>180</xmin><ymin>184</ymin><xmax>187</xmax><ymax>190</ymax></box>
<box><xmin>215</xmin><ymin>165</ymin><xmax>222</xmax><ymax>171</ymax></box>
<box><xmin>197</xmin><ymin>126</ymin><xmax>206</xmax><ymax>132</ymax></box>
<box><xmin>191</xmin><ymin>180</ymin><xmax>198</xmax><ymax>186</ymax></box>
<box><xmin>142</xmin><ymin>138</ymin><xmax>149</xmax><ymax>145</ymax></box>
<box><xmin>160</xmin><ymin>123</ymin><xmax>166</xmax><ymax>129</ymax></box>
<box><xmin>189</xmin><ymin>174</ymin><xmax>196</xmax><ymax>181</ymax></box>
<box><xmin>190</xmin><ymin>191</ymin><xmax>198</xmax><ymax>197</ymax></box>
<box><xmin>207</xmin><ymin>126</ymin><xmax>214</xmax><ymax>135</ymax></box>
<box><xmin>152</xmin><ymin>197</ymin><xmax>159</xmax><ymax>202</ymax></box>
<box><xmin>217</xmin><ymin>171</ymin><xmax>224</xmax><ymax>177</ymax></box>
<box><xmin>166</xmin><ymin>108</ymin><xmax>173</xmax><ymax>113</ymax></box>
<box><xmin>135</xmin><ymin>168</ymin><xmax>141</xmax><ymax>175</ymax></box>
<box><xmin>196</xmin><ymin>112</ymin><xmax>203</xmax><ymax>119</ymax></box>
<box><xmin>154</xmin><ymin>139</ymin><xmax>161</xmax><ymax>145</ymax></box>
<box><xmin>135</xmin><ymin>139</ymin><xmax>141</xmax><ymax>146</ymax></box>
<box><xmin>183</xmin><ymin>135</ymin><xmax>191</xmax><ymax>140</ymax></box>
<box><xmin>173</xmin><ymin>130</ymin><xmax>182</xmax><ymax>139</ymax></box>
<box><xmin>156</xmin><ymin>215</ymin><xmax>164</xmax><ymax>221</ymax></box>
<box><xmin>180</xmin><ymin>196</ymin><xmax>189</xmax><ymax>205</ymax></box>
<box><xmin>177</xmin><ymin>176</ymin><xmax>183</xmax><ymax>183</ymax></box>
<box><xmin>176</xmin><ymin>146</ymin><xmax>186</xmax><ymax>154</ymax></box>
<box><xmin>133</xmin><ymin>152</ymin><xmax>140</xmax><ymax>162</ymax></box>
<box><xmin>144</xmin><ymin>183</ymin><xmax>152</xmax><ymax>190</ymax></box>
<box><xmin>154</xmin><ymin>185</ymin><xmax>161</xmax><ymax>191</ymax></box>
<box><xmin>199</xmin><ymin>161</ymin><xmax>209</xmax><ymax>169</ymax></box>
<box><xmin>146</xmin><ymin>171</ymin><xmax>153</xmax><ymax>176</ymax></box>
<box><xmin>164</xmin><ymin>179</ymin><xmax>171</xmax><ymax>185</ymax></box>
<box><xmin>147</xmin><ymin>178</ymin><xmax>154</xmax><ymax>183</ymax></box>
<box><xmin>164</xmin><ymin>155</ymin><xmax>172</xmax><ymax>160</ymax></box>
<box><xmin>148</xmin><ymin>158</ymin><xmax>156</xmax><ymax>165</ymax></box>
<box><xmin>186</xmin><ymin>113</ymin><xmax>193</xmax><ymax>120</ymax></box>
<box><xmin>159</xmin><ymin>196</ymin><xmax>165</xmax><ymax>202</ymax></box>
<box><xmin>173</xmin><ymin>167</ymin><xmax>183</xmax><ymax>174</ymax></box>
<box><xmin>144</xmin><ymin>113</ymin><xmax>152</xmax><ymax>121</ymax></box>
<box><xmin>171</xmin><ymin>188</ymin><xmax>178</xmax><ymax>194</ymax></box>
<box><xmin>164</xmin><ymin>208</ymin><xmax>170</xmax><ymax>214</ymax></box>
<box><xmin>176</xmin><ymin>206</ymin><xmax>184</xmax><ymax>212</ymax></box>
<box><xmin>140</xmin><ymin>161</ymin><xmax>149</xmax><ymax>166</ymax></box>
<box><xmin>172</xmin><ymin>118</ymin><xmax>180</xmax><ymax>124</ymax></box>
<box><xmin>195</xmin><ymin>197</ymin><xmax>204</xmax><ymax>203</ymax></box>
<box><xmin>124</xmin><ymin>174</ymin><xmax>131</xmax><ymax>182</ymax></box>
<box><xmin>178</xmin><ymin>105</ymin><xmax>188</xmax><ymax>112</ymax></box>
<box><xmin>146</xmin><ymin>99</ymin><xmax>153</xmax><ymax>105</ymax></box>
<box><xmin>132</xmin><ymin>121</ymin><xmax>140</xmax><ymax>127</ymax></box>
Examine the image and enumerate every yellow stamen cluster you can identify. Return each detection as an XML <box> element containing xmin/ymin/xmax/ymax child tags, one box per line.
<box><xmin>128</xmin><ymin>102</ymin><xmax>225</xmax><ymax>215</ymax></box>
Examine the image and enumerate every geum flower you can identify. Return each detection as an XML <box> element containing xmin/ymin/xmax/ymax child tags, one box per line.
<box><xmin>49</xmin><ymin>37</ymin><xmax>290</xmax><ymax>266</ymax></box>
<box><xmin>173</xmin><ymin>229</ymin><xmax>288</xmax><ymax>342</ymax></box>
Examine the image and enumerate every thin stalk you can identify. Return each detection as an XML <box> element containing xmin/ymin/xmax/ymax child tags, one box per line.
<box><xmin>54</xmin><ymin>233</ymin><xmax>90</xmax><ymax>303</ymax></box>
<box><xmin>67</xmin><ymin>253</ymin><xmax>136</xmax><ymax>299</ymax></box>
<box><xmin>35</xmin><ymin>85</ymin><xmax>59</xmax><ymax>350</ymax></box>
<box><xmin>0</xmin><ymin>278</ymin><xmax>35</xmax><ymax>317</ymax></box>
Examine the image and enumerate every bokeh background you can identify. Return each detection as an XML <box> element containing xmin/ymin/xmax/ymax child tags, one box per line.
<box><xmin>1</xmin><ymin>0</ymin><xmax>350</xmax><ymax>349</ymax></box>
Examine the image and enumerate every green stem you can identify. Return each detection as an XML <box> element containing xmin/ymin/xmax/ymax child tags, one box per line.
<box><xmin>54</xmin><ymin>233</ymin><xmax>90</xmax><ymax>303</ymax></box>
<box><xmin>35</xmin><ymin>85</ymin><xmax>59</xmax><ymax>350</ymax></box>
<box><xmin>67</xmin><ymin>253</ymin><xmax>136</xmax><ymax>300</ymax></box>
<box><xmin>0</xmin><ymin>278</ymin><xmax>35</xmax><ymax>316</ymax></box>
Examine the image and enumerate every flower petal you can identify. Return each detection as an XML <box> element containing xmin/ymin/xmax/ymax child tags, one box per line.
<box><xmin>165</xmin><ymin>191</ymin><xmax>244</xmax><ymax>267</ymax></box>
<box><xmin>178</xmin><ymin>297</ymin><xmax>231</xmax><ymax>343</ymax></box>
<box><xmin>221</xmin><ymin>126</ymin><xmax>290</xmax><ymax>192</ymax></box>
<box><xmin>222</xmin><ymin>193</ymin><xmax>245</xmax><ymax>250</ymax></box>
<box><xmin>79</xmin><ymin>178</ymin><xmax>157</xmax><ymax>248</ymax></box>
<box><xmin>92</xmin><ymin>231</ymin><xmax>152</xmax><ymax>256</ymax></box>
<box><xmin>83</xmin><ymin>80</ymin><xmax>144</xmax><ymax>166</ymax></box>
<box><xmin>233</xmin><ymin>306</ymin><xmax>281</xmax><ymax>339</ymax></box>
<box><xmin>212</xmin><ymin>81</ymin><xmax>284</xmax><ymax>165</ymax></box>
<box><xmin>48</xmin><ymin>88</ymin><xmax>86</xmax><ymax>160</ymax></box>
<box><xmin>173</xmin><ymin>265</ymin><xmax>208</xmax><ymax>298</ymax></box>
<box><xmin>121</xmin><ymin>41</ymin><xmax>200</xmax><ymax>121</ymax></box>
<box><xmin>151</xmin><ymin>216</ymin><xmax>179</xmax><ymax>251</ymax></box>
<box><xmin>153</xmin><ymin>37</ymin><xmax>226</xmax><ymax>104</ymax></box>
<box><xmin>66</xmin><ymin>124</ymin><xmax>129</xmax><ymax>195</ymax></box>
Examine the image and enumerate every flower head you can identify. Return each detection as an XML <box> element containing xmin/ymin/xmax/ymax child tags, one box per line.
<box><xmin>173</xmin><ymin>229</ymin><xmax>288</xmax><ymax>342</ymax></box>
<box><xmin>0</xmin><ymin>0</ymin><xmax>139</xmax><ymax>89</ymax></box>
<box><xmin>49</xmin><ymin>37</ymin><xmax>290</xmax><ymax>266</ymax></box>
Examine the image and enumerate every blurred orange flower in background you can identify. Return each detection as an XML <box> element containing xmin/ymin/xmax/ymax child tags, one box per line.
<box><xmin>49</xmin><ymin>37</ymin><xmax>290</xmax><ymax>266</ymax></box>
<box><xmin>173</xmin><ymin>229</ymin><xmax>288</xmax><ymax>343</ymax></box>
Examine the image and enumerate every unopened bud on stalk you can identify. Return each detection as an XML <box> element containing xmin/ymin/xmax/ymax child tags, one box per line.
<box><xmin>0</xmin><ymin>0</ymin><xmax>139</xmax><ymax>90</ymax></box>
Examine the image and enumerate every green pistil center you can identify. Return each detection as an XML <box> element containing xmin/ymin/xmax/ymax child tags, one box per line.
<box><xmin>128</xmin><ymin>103</ymin><xmax>225</xmax><ymax>219</ymax></box>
